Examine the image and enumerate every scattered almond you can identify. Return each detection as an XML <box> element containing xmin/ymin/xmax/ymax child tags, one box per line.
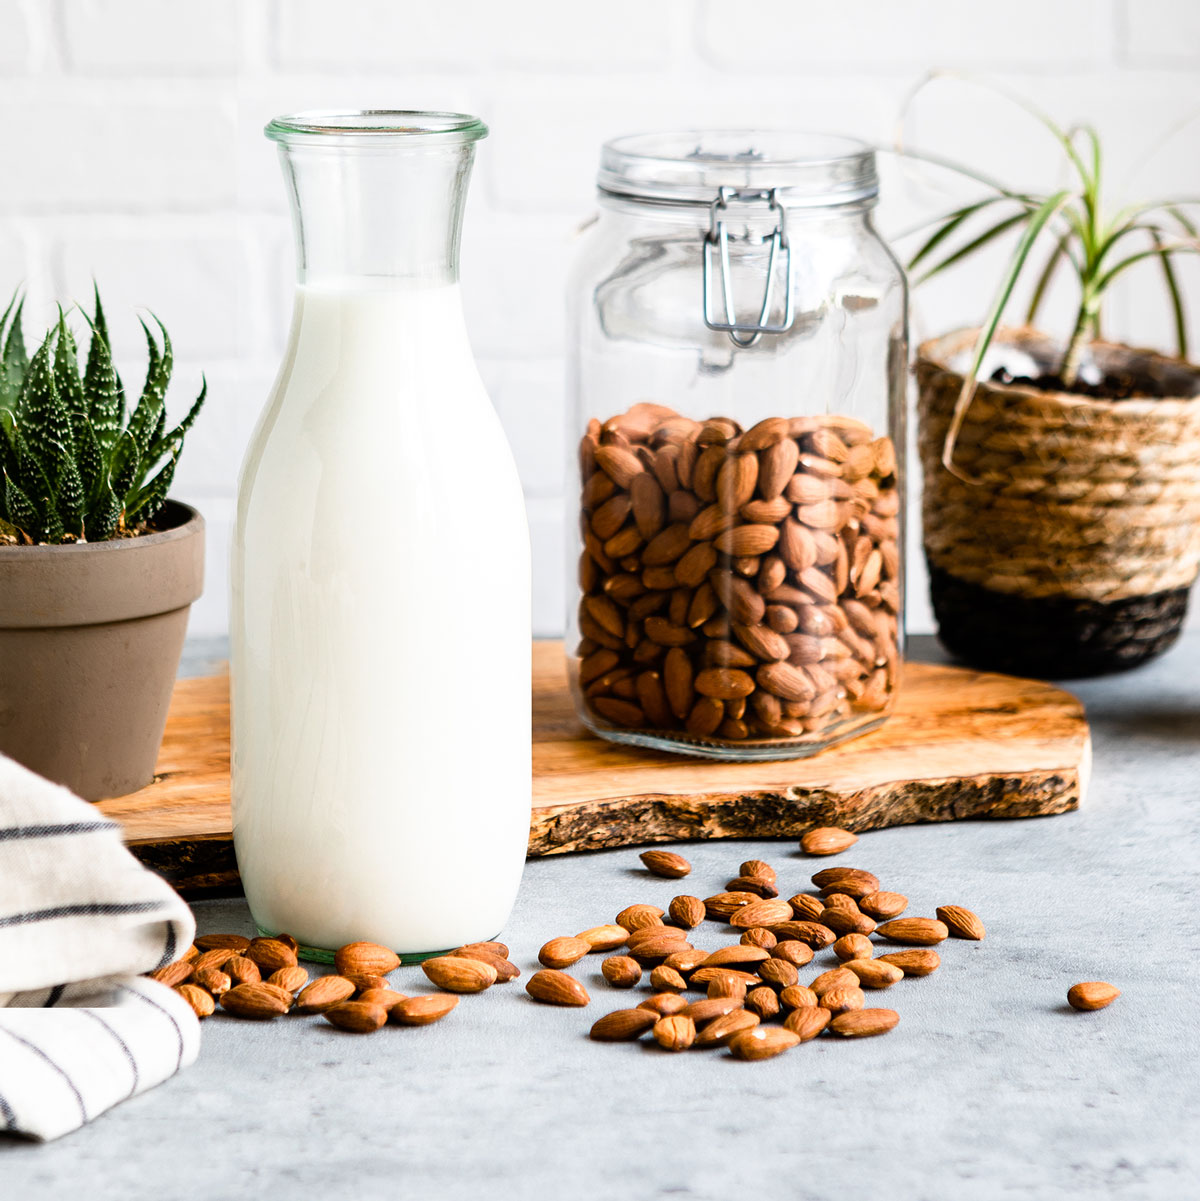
<box><xmin>729</xmin><ymin>898</ymin><xmax>794</xmax><ymax>929</ymax></box>
<box><xmin>639</xmin><ymin>992</ymin><xmax>687</xmax><ymax>1016</ymax></box>
<box><xmin>758</xmin><ymin>958</ymin><xmax>799</xmax><ymax>989</ymax></box>
<box><xmin>1067</xmin><ymin>981</ymin><xmax>1120</xmax><ymax>1011</ymax></box>
<box><xmin>878</xmin><ymin>949</ymin><xmax>941</xmax><ymax>977</ymax></box>
<box><xmin>690</xmin><ymin>966</ymin><xmax>761</xmax><ymax>989</ymax></box>
<box><xmin>833</xmin><ymin>933</ymin><xmax>875</xmax><ymax>962</ymax></box>
<box><xmin>575</xmin><ymin>924</ymin><xmax>628</xmax><ymax>952</ymax></box>
<box><xmin>819</xmin><ymin>907</ymin><xmax>876</xmax><ymax>937</ymax></box>
<box><xmin>746</xmin><ymin>986</ymin><xmax>780</xmax><ymax>1020</ymax></box>
<box><xmin>267</xmin><ymin>965</ymin><xmax>309</xmax><ymax>994</ymax></box>
<box><xmin>843</xmin><ymin>959</ymin><xmax>903</xmax><ymax>989</ymax></box>
<box><xmin>653</xmin><ymin>1014</ymin><xmax>696</xmax><ymax>1050</ymax></box>
<box><xmin>192</xmin><ymin>947</ymin><xmax>238</xmax><ymax>974</ymax></box>
<box><xmin>295</xmin><ymin>975</ymin><xmax>356</xmax><ymax>1014</ymax></box>
<box><xmin>422</xmin><ymin>956</ymin><xmax>497</xmax><ymax>994</ymax></box>
<box><xmin>876</xmin><ymin>917</ymin><xmax>949</xmax><ymax>946</ymax></box>
<box><xmin>334</xmin><ymin>941</ymin><xmax>401</xmax><ymax>977</ymax></box>
<box><xmin>615</xmin><ymin>904</ymin><xmax>665</xmax><ymax>932</ymax></box>
<box><xmin>740</xmin><ymin>927</ymin><xmax>777</xmax><ymax>950</ymax></box>
<box><xmin>220</xmin><ymin>982</ymin><xmax>291</xmax><ymax>1020</ymax></box>
<box><xmin>702</xmin><ymin>945</ymin><xmax>770</xmax><ymax>969</ymax></box>
<box><xmin>800</xmin><ymin>826</ymin><xmax>858</xmax><ymax>856</ymax></box>
<box><xmin>739</xmin><ymin>859</ymin><xmax>776</xmax><ymax>883</ymax></box>
<box><xmin>193</xmin><ymin>967</ymin><xmax>231</xmax><ymax>997</ymax></box>
<box><xmin>590</xmin><ymin>1008</ymin><xmax>658</xmax><ymax>1041</ymax></box>
<box><xmin>389</xmin><ymin>994</ymin><xmax>458</xmax><ymax>1026</ymax></box>
<box><xmin>225</xmin><ymin>956</ymin><xmax>261</xmax><ymax>986</ymax></box>
<box><xmin>810</xmin><ymin>967</ymin><xmax>859</xmax><ymax>997</ymax></box>
<box><xmin>149</xmin><ymin>960</ymin><xmax>192</xmax><ymax>988</ymax></box>
<box><xmin>639</xmin><ymin>849</ymin><xmax>693</xmax><ymax>879</ymax></box>
<box><xmin>782</xmin><ymin>1005</ymin><xmax>831</xmax><ymax>1041</ymax></box>
<box><xmin>779</xmin><ymin>985</ymin><xmax>819</xmax><ymax>1011</ymax></box>
<box><xmin>694</xmin><ymin>1009</ymin><xmax>759</xmax><ymax>1048</ymax></box>
<box><xmin>828</xmin><ymin>1008</ymin><xmax>899</xmax><ymax>1038</ymax></box>
<box><xmin>357</xmin><ymin>987</ymin><xmax>407</xmax><ymax>1011</ymax></box>
<box><xmin>788</xmin><ymin>894</ymin><xmax>828</xmax><ymax>922</ymax></box>
<box><xmin>707</xmin><ymin>975</ymin><xmax>748</xmax><ymax>1001</ymax></box>
<box><xmin>682</xmin><ymin>996</ymin><xmax>743</xmax><ymax>1026</ymax></box>
<box><xmin>770</xmin><ymin>940</ymin><xmax>814</xmax><ymax>968</ymax></box>
<box><xmin>650</xmin><ymin>965</ymin><xmax>687</xmax><ymax>992</ymax></box>
<box><xmin>811</xmin><ymin>867</ymin><xmax>880</xmax><ymax>898</ymax></box>
<box><xmin>194</xmin><ymin>933</ymin><xmax>250</xmax><ymax>953</ymax></box>
<box><xmin>725</xmin><ymin>875</ymin><xmax>780</xmax><ymax>899</ymax></box>
<box><xmin>601</xmin><ymin>955</ymin><xmax>642</xmax><ymax>988</ymax></box>
<box><xmin>538</xmin><ymin>936</ymin><xmax>591</xmax><ymax>969</ymax></box>
<box><xmin>819</xmin><ymin>985</ymin><xmax>865</xmax><ymax>1015</ymax></box>
<box><xmin>668</xmin><ymin>895</ymin><xmax>706</xmax><ymax>929</ymax></box>
<box><xmin>526</xmin><ymin>969</ymin><xmax>589</xmax><ymax>1007</ymax></box>
<box><xmin>860</xmin><ymin>891</ymin><xmax>908</xmax><ymax>919</ymax></box>
<box><xmin>345</xmin><ymin>974</ymin><xmax>392</xmax><ymax>995</ymax></box>
<box><xmin>662</xmin><ymin>947</ymin><xmax>707</xmax><ymax>974</ymax></box>
<box><xmin>454</xmin><ymin>941</ymin><xmax>510</xmax><ymax>960</ymax></box>
<box><xmin>728</xmin><ymin>1026</ymin><xmax>800</xmax><ymax>1060</ymax></box>
<box><xmin>246</xmin><ymin>937</ymin><xmax>298</xmax><ymax>974</ymax></box>
<box><xmin>770</xmin><ymin>921</ymin><xmax>836</xmax><ymax>949</ymax></box>
<box><xmin>324</xmin><ymin>1001</ymin><xmax>388</xmax><ymax>1033</ymax></box>
<box><xmin>937</xmin><ymin>905</ymin><xmax>986</xmax><ymax>941</ymax></box>
<box><xmin>448</xmin><ymin>948</ymin><xmax>520</xmax><ymax>982</ymax></box>
<box><xmin>175</xmin><ymin>983</ymin><xmax>215</xmax><ymax>1019</ymax></box>
<box><xmin>704</xmin><ymin>891</ymin><xmax>759</xmax><ymax>920</ymax></box>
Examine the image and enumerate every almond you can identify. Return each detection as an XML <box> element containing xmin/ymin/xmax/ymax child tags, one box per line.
<box><xmin>876</xmin><ymin>918</ymin><xmax>949</xmax><ymax>946</ymax></box>
<box><xmin>800</xmin><ymin>826</ymin><xmax>858</xmax><ymax>856</ymax></box>
<box><xmin>538</xmin><ymin>936</ymin><xmax>591</xmax><ymax>969</ymax></box>
<box><xmin>662</xmin><ymin>947</ymin><xmax>708</xmax><ymax>974</ymax></box>
<box><xmin>704</xmin><ymin>891</ymin><xmax>759</xmax><ymax>920</ymax></box>
<box><xmin>812</xmin><ymin>867</ymin><xmax>880</xmax><ymax>898</ymax></box>
<box><xmin>770</xmin><ymin>941</ymin><xmax>814</xmax><ymax>968</ymax></box>
<box><xmin>828</xmin><ymin>1008</ymin><xmax>899</xmax><ymax>1038</ymax></box>
<box><xmin>833</xmin><ymin>933</ymin><xmax>875</xmax><ymax>963</ymax></box>
<box><xmin>334</xmin><ymin>941</ymin><xmax>401</xmax><ymax>977</ymax></box>
<box><xmin>575</xmin><ymin>924</ymin><xmax>629</xmax><ymax>952</ymax></box>
<box><xmin>422</xmin><ymin>956</ymin><xmax>497</xmax><ymax>993</ymax></box>
<box><xmin>225</xmin><ymin>955</ymin><xmax>261</xmax><ymax>986</ymax></box>
<box><xmin>193</xmin><ymin>967</ymin><xmax>231</xmax><ymax>997</ymax></box>
<box><xmin>725</xmin><ymin>875</ymin><xmax>780</xmax><ymax>899</ymax></box>
<box><xmin>788</xmin><ymin>894</ymin><xmax>828</xmax><ymax>922</ymax></box>
<box><xmin>192</xmin><ymin>947</ymin><xmax>238</xmax><ymax>974</ymax></box>
<box><xmin>246</xmin><ymin>937</ymin><xmax>298</xmax><ymax>974</ymax></box>
<box><xmin>639</xmin><ymin>849</ymin><xmax>692</xmax><ymax>879</ymax></box>
<box><xmin>668</xmin><ymin>895</ymin><xmax>706</xmax><ymax>929</ymax></box>
<box><xmin>389</xmin><ymin>993</ymin><xmax>459</xmax><ymax>1026</ymax></box>
<box><xmin>702</xmin><ymin>945</ymin><xmax>771</xmax><ymax>969</ymax></box>
<box><xmin>345</xmin><ymin>974</ymin><xmax>392</xmax><ymax>995</ymax></box>
<box><xmin>694</xmin><ymin>1008</ymin><xmax>760</xmax><ymax>1048</ymax></box>
<box><xmin>819</xmin><ymin>985</ymin><xmax>865</xmax><ymax>1014</ymax></box>
<box><xmin>739</xmin><ymin>859</ymin><xmax>776</xmax><ymax>883</ymax></box>
<box><xmin>740</xmin><ymin>927</ymin><xmax>777</xmax><ymax>950</ymax></box>
<box><xmin>589</xmin><ymin>1008</ymin><xmax>658</xmax><ymax>1041</ymax></box>
<box><xmin>526</xmin><ymin>969</ymin><xmax>589</xmax><ymax>1007</ymax></box>
<box><xmin>639</xmin><ymin>992</ymin><xmax>688</xmax><ymax>1016</ymax></box>
<box><xmin>937</xmin><ymin>905</ymin><xmax>986</xmax><ymax>941</ymax></box>
<box><xmin>758</xmin><ymin>958</ymin><xmax>799</xmax><ymax>989</ymax></box>
<box><xmin>650</xmin><ymin>966</ymin><xmax>687</xmax><ymax>992</ymax></box>
<box><xmin>819</xmin><ymin>908</ymin><xmax>877</xmax><ymax>937</ymax></box>
<box><xmin>295</xmin><ymin>975</ymin><xmax>357</xmax><ymax>1014</ymax></box>
<box><xmin>860</xmin><ymin>891</ymin><xmax>908</xmax><ymax>920</ymax></box>
<box><xmin>784</xmin><ymin>1006</ymin><xmax>831</xmax><ymax>1043</ymax></box>
<box><xmin>149</xmin><ymin>960</ymin><xmax>192</xmax><ymax>988</ymax></box>
<box><xmin>878</xmin><ymin>949</ymin><xmax>941</xmax><ymax>977</ymax></box>
<box><xmin>323</xmin><ymin>1001</ymin><xmax>387</xmax><ymax>1033</ymax></box>
<box><xmin>357</xmin><ymin>987</ymin><xmax>407</xmax><ymax>1011</ymax></box>
<box><xmin>769</xmin><ymin>921</ymin><xmax>836</xmax><ymax>949</ymax></box>
<box><xmin>810</xmin><ymin>967</ymin><xmax>859</xmax><ymax>997</ymax></box>
<box><xmin>194</xmin><ymin>933</ymin><xmax>251</xmax><ymax>953</ymax></box>
<box><xmin>728</xmin><ymin>1026</ymin><xmax>800</xmax><ymax>1060</ymax></box>
<box><xmin>746</xmin><ymin>986</ymin><xmax>781</xmax><ymax>1020</ymax></box>
<box><xmin>220</xmin><ymin>982</ymin><xmax>291</xmax><ymax>1020</ymax></box>
<box><xmin>779</xmin><ymin>985</ymin><xmax>819</xmax><ymax>1011</ymax></box>
<box><xmin>729</xmin><ymin>898</ymin><xmax>794</xmax><ymax>929</ymax></box>
<box><xmin>626</xmin><ymin>923</ymin><xmax>689</xmax><ymax>949</ymax></box>
<box><xmin>690</xmin><ymin>967</ymin><xmax>761</xmax><ymax>989</ymax></box>
<box><xmin>1067</xmin><ymin>982</ymin><xmax>1120</xmax><ymax>1011</ymax></box>
<box><xmin>267</xmin><ymin>965</ymin><xmax>309</xmax><ymax>994</ymax></box>
<box><xmin>653</xmin><ymin>1014</ymin><xmax>696</xmax><ymax>1051</ymax></box>
<box><xmin>682</xmin><ymin>996</ymin><xmax>742</xmax><ymax>1026</ymax></box>
<box><xmin>707</xmin><ymin>975</ymin><xmax>748</xmax><ymax>1001</ymax></box>
<box><xmin>615</xmin><ymin>904</ymin><xmax>665</xmax><ymax>932</ymax></box>
<box><xmin>822</xmin><ymin>892</ymin><xmax>862</xmax><ymax>913</ymax></box>
<box><xmin>601</xmin><ymin>956</ymin><xmax>642</xmax><ymax>988</ymax></box>
<box><xmin>175</xmin><ymin>983</ymin><xmax>215</xmax><ymax>1019</ymax></box>
<box><xmin>628</xmin><ymin>930</ymin><xmax>692</xmax><ymax>964</ymax></box>
<box><xmin>453</xmin><ymin>940</ymin><xmax>510</xmax><ymax>959</ymax></box>
<box><xmin>448</xmin><ymin>948</ymin><xmax>520</xmax><ymax>982</ymax></box>
<box><xmin>843</xmin><ymin>959</ymin><xmax>902</xmax><ymax>989</ymax></box>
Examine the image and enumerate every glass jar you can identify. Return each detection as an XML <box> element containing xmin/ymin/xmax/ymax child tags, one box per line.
<box><xmin>566</xmin><ymin>131</ymin><xmax>907</xmax><ymax>761</ymax></box>
<box><xmin>232</xmin><ymin>112</ymin><xmax>530</xmax><ymax>960</ymax></box>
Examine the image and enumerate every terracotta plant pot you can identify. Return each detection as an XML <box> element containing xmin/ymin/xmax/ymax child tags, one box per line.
<box><xmin>917</xmin><ymin>328</ymin><xmax>1200</xmax><ymax>677</ymax></box>
<box><xmin>0</xmin><ymin>501</ymin><xmax>205</xmax><ymax>800</ymax></box>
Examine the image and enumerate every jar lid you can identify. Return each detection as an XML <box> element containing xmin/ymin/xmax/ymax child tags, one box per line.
<box><xmin>597</xmin><ymin>130</ymin><xmax>877</xmax><ymax>207</ymax></box>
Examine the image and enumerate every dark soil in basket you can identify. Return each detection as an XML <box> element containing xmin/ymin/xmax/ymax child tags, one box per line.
<box><xmin>989</xmin><ymin>366</ymin><xmax>1171</xmax><ymax>402</ymax></box>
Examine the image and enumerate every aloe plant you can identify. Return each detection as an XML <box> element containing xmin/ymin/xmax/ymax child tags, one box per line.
<box><xmin>898</xmin><ymin>78</ymin><xmax>1200</xmax><ymax>469</ymax></box>
<box><xmin>0</xmin><ymin>288</ymin><xmax>205</xmax><ymax>545</ymax></box>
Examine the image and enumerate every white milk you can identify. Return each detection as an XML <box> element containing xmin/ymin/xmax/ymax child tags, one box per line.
<box><xmin>231</xmin><ymin>281</ymin><xmax>531</xmax><ymax>956</ymax></box>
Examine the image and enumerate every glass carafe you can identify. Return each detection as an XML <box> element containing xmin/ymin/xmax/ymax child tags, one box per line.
<box><xmin>232</xmin><ymin>111</ymin><xmax>531</xmax><ymax>961</ymax></box>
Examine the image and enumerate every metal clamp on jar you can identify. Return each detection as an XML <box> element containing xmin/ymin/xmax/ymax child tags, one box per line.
<box><xmin>567</xmin><ymin>131</ymin><xmax>908</xmax><ymax>761</ymax></box>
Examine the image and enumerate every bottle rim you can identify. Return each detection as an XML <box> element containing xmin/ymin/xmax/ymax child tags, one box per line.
<box><xmin>598</xmin><ymin>129</ymin><xmax>877</xmax><ymax>208</ymax></box>
<box><xmin>265</xmin><ymin>109</ymin><xmax>488</xmax><ymax>146</ymax></box>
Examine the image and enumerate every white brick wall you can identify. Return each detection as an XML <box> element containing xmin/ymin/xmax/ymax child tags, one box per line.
<box><xmin>1</xmin><ymin>0</ymin><xmax>1197</xmax><ymax>640</ymax></box>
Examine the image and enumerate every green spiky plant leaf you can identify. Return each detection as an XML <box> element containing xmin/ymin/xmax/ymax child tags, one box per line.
<box><xmin>0</xmin><ymin>288</ymin><xmax>206</xmax><ymax>545</ymax></box>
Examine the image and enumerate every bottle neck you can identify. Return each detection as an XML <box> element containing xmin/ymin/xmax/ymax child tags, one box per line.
<box><xmin>278</xmin><ymin>141</ymin><xmax>477</xmax><ymax>288</ymax></box>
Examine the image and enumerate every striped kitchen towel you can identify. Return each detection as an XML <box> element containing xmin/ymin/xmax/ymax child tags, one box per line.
<box><xmin>0</xmin><ymin>753</ymin><xmax>199</xmax><ymax>1141</ymax></box>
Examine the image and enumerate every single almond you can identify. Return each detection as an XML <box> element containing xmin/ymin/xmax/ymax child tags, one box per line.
<box><xmin>453</xmin><ymin>940</ymin><xmax>510</xmax><ymax>960</ymax></box>
<box><xmin>819</xmin><ymin>984</ymin><xmax>865</xmax><ymax>1014</ymax></box>
<box><xmin>811</xmin><ymin>867</ymin><xmax>880</xmax><ymax>898</ymax></box>
<box><xmin>739</xmin><ymin>859</ymin><xmax>777</xmax><ymax>883</ymax></box>
<box><xmin>615</xmin><ymin>904</ymin><xmax>665</xmax><ymax>932</ymax></box>
<box><xmin>878</xmin><ymin>949</ymin><xmax>941</xmax><ymax>977</ymax></box>
<box><xmin>225</xmin><ymin>955</ymin><xmax>261</xmax><ymax>986</ymax></box>
<box><xmin>628</xmin><ymin>933</ymin><xmax>692</xmax><ymax>965</ymax></box>
<box><xmin>702</xmin><ymin>945</ymin><xmax>771</xmax><ymax>969</ymax></box>
<box><xmin>828</xmin><ymin>1008</ymin><xmax>900</xmax><ymax>1038</ymax></box>
<box><xmin>842</xmin><ymin>959</ymin><xmax>903</xmax><ymax>989</ymax></box>
<box><xmin>653</xmin><ymin>1014</ymin><xmax>696</xmax><ymax>1051</ymax></box>
<box><xmin>526</xmin><ymin>969</ymin><xmax>589</xmax><ymax>1007</ymax></box>
<box><xmin>876</xmin><ymin>918</ymin><xmax>950</xmax><ymax>946</ymax></box>
<box><xmin>728</xmin><ymin>1026</ymin><xmax>801</xmax><ymax>1060</ymax></box>
<box><xmin>422</xmin><ymin>956</ymin><xmax>497</xmax><ymax>993</ymax></box>
<box><xmin>267</xmin><ymin>965</ymin><xmax>309</xmax><ymax>994</ymax></box>
<box><xmin>357</xmin><ymin>987</ymin><xmax>407</xmax><ymax>1010</ymax></box>
<box><xmin>725</xmin><ymin>875</ymin><xmax>780</xmax><ymax>899</ymax></box>
<box><xmin>703</xmin><ymin>891</ymin><xmax>760</xmax><ymax>919</ymax></box>
<box><xmin>246</xmin><ymin>937</ymin><xmax>298</xmax><ymax>974</ymax></box>
<box><xmin>639</xmin><ymin>849</ymin><xmax>692</xmax><ymax>879</ymax></box>
<box><xmin>538</xmin><ymin>936</ymin><xmax>591</xmax><ymax>969</ymax></box>
<box><xmin>779</xmin><ymin>985</ymin><xmax>819</xmax><ymax>1011</ymax></box>
<box><xmin>662</xmin><ymin>947</ymin><xmax>707</xmax><ymax>974</ymax></box>
<box><xmin>575</xmin><ymin>924</ymin><xmax>629</xmax><ymax>952</ymax></box>
<box><xmin>822</xmin><ymin>892</ymin><xmax>862</xmax><ymax>913</ymax></box>
<box><xmin>668</xmin><ymin>895</ymin><xmax>706</xmax><ymax>929</ymax></box>
<box><xmin>860</xmin><ymin>891</ymin><xmax>908</xmax><ymax>919</ymax></box>
<box><xmin>833</xmin><ymin>933</ymin><xmax>875</xmax><ymax>963</ymax></box>
<box><xmin>448</xmin><ymin>948</ymin><xmax>520</xmax><ymax>982</ymax></box>
<box><xmin>1067</xmin><ymin>981</ymin><xmax>1120</xmax><ymax>1011</ymax></box>
<box><xmin>783</xmin><ymin>1005</ymin><xmax>831</xmax><ymax>1041</ymax></box>
<box><xmin>770</xmin><ymin>941</ymin><xmax>814</xmax><ymax>968</ymax></box>
<box><xmin>788</xmin><ymin>894</ymin><xmax>828</xmax><ymax>922</ymax></box>
<box><xmin>149</xmin><ymin>960</ymin><xmax>193</xmax><ymax>988</ymax></box>
<box><xmin>682</xmin><ymin>996</ymin><xmax>743</xmax><ymax>1026</ymax></box>
<box><xmin>273</xmin><ymin>934</ymin><xmax>300</xmax><ymax>954</ymax></box>
<box><xmin>650</xmin><ymin>965</ymin><xmax>687</xmax><ymax>992</ymax></box>
<box><xmin>690</xmin><ymin>966</ymin><xmax>761</xmax><ymax>989</ymax></box>
<box><xmin>220</xmin><ymin>982</ymin><xmax>290</xmax><ymax>1019</ymax></box>
<box><xmin>345</xmin><ymin>974</ymin><xmax>392</xmax><ymax>995</ymax></box>
<box><xmin>192</xmin><ymin>947</ymin><xmax>238</xmax><ymax>974</ymax></box>
<box><xmin>769</xmin><ymin>921</ymin><xmax>836</xmax><ymax>949</ymax></box>
<box><xmin>746</xmin><ymin>986</ymin><xmax>781</xmax><ymax>1020</ymax></box>
<box><xmin>324</xmin><ymin>1001</ymin><xmax>387</xmax><ymax>1033</ymax></box>
<box><xmin>819</xmin><ymin>908</ymin><xmax>877</xmax><ymax>937</ymax></box>
<box><xmin>810</xmin><ymin>967</ymin><xmax>859</xmax><ymax>997</ymax></box>
<box><xmin>175</xmin><ymin>983</ymin><xmax>215</xmax><ymax>1019</ymax></box>
<box><xmin>694</xmin><ymin>1008</ymin><xmax>760</xmax><ymax>1048</ymax></box>
<box><xmin>707</xmin><ymin>975</ymin><xmax>748</xmax><ymax>1001</ymax></box>
<box><xmin>389</xmin><ymin>993</ymin><xmax>458</xmax><ymax>1026</ymax></box>
<box><xmin>740</xmin><ymin>927</ymin><xmax>777</xmax><ymax>950</ymax></box>
<box><xmin>601</xmin><ymin>955</ymin><xmax>642</xmax><ymax>988</ymax></box>
<box><xmin>295</xmin><ymin>975</ymin><xmax>357</xmax><ymax>1013</ymax></box>
<box><xmin>800</xmin><ymin>826</ymin><xmax>858</xmax><ymax>856</ymax></box>
<box><xmin>590</xmin><ymin>1008</ymin><xmax>658</xmax><ymax>1041</ymax></box>
<box><xmin>194</xmin><ymin>933</ymin><xmax>251</xmax><ymax>953</ymax></box>
<box><xmin>937</xmin><ymin>905</ymin><xmax>986</xmax><ymax>941</ymax></box>
<box><xmin>758</xmin><ymin>958</ymin><xmax>799</xmax><ymax>989</ymax></box>
<box><xmin>334</xmin><ymin>941</ymin><xmax>401</xmax><ymax>977</ymax></box>
<box><xmin>729</xmin><ymin>898</ymin><xmax>794</xmax><ymax>930</ymax></box>
<box><xmin>193</xmin><ymin>967</ymin><xmax>231</xmax><ymax>997</ymax></box>
<box><xmin>639</xmin><ymin>992</ymin><xmax>688</xmax><ymax>1016</ymax></box>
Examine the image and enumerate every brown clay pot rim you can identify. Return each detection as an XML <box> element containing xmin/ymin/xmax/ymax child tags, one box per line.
<box><xmin>0</xmin><ymin>499</ymin><xmax>205</xmax><ymax>629</ymax></box>
<box><xmin>917</xmin><ymin>325</ymin><xmax>1200</xmax><ymax>414</ymax></box>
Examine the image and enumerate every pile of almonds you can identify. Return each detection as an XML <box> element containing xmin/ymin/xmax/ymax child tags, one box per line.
<box><xmin>575</xmin><ymin>404</ymin><xmax>900</xmax><ymax>749</ymax></box>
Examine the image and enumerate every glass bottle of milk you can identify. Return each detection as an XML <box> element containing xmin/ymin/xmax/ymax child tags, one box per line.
<box><xmin>232</xmin><ymin>111</ymin><xmax>531</xmax><ymax>961</ymax></box>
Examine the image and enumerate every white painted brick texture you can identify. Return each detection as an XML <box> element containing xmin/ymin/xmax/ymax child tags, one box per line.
<box><xmin>0</xmin><ymin>0</ymin><xmax>1195</xmax><ymax>640</ymax></box>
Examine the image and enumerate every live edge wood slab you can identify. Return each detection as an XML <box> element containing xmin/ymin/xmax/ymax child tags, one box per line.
<box><xmin>97</xmin><ymin>641</ymin><xmax>1090</xmax><ymax>896</ymax></box>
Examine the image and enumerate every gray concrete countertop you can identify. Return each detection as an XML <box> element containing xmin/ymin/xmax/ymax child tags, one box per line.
<box><xmin>5</xmin><ymin>635</ymin><xmax>1199</xmax><ymax>1199</ymax></box>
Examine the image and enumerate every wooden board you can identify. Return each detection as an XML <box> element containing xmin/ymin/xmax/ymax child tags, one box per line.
<box><xmin>99</xmin><ymin>642</ymin><xmax>1090</xmax><ymax>895</ymax></box>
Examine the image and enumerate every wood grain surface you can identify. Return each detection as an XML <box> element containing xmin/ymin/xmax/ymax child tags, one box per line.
<box><xmin>98</xmin><ymin>642</ymin><xmax>1090</xmax><ymax>894</ymax></box>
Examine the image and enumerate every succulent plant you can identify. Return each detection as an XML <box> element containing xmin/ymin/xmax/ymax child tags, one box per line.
<box><xmin>0</xmin><ymin>287</ymin><xmax>205</xmax><ymax>545</ymax></box>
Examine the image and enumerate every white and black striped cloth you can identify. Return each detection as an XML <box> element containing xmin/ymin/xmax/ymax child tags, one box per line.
<box><xmin>0</xmin><ymin>753</ymin><xmax>199</xmax><ymax>1141</ymax></box>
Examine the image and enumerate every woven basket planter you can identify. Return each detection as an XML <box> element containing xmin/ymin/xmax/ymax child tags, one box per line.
<box><xmin>917</xmin><ymin>328</ymin><xmax>1200</xmax><ymax>677</ymax></box>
